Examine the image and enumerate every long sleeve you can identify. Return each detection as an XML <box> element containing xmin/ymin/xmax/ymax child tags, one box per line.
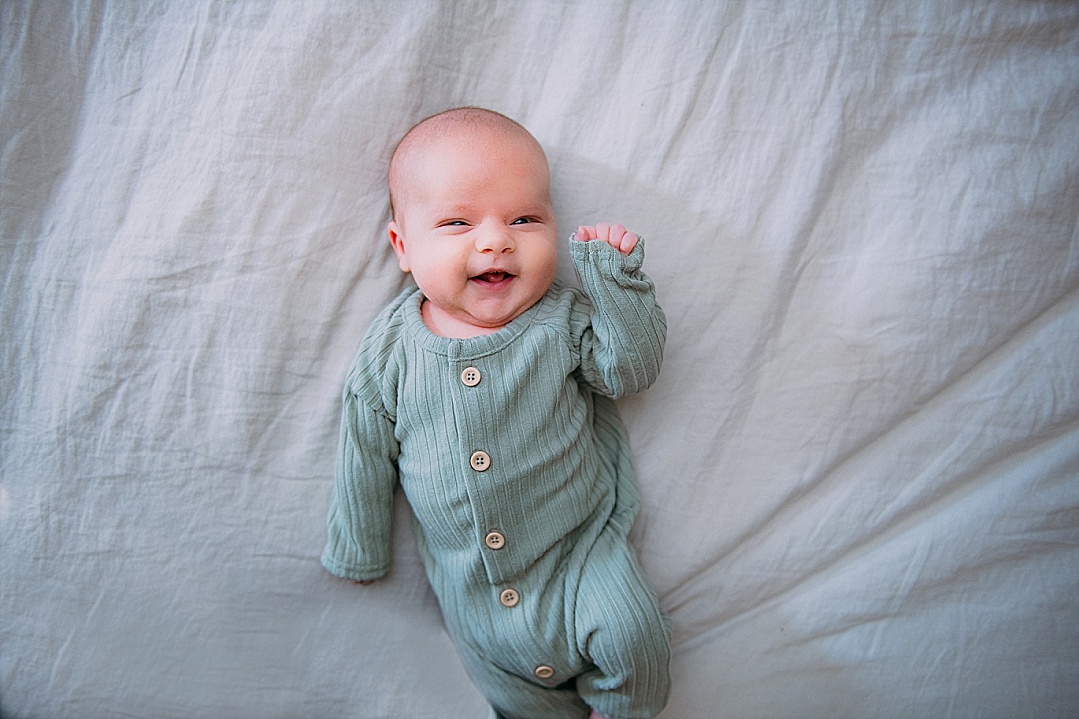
<box><xmin>321</xmin><ymin>388</ymin><xmax>399</xmax><ymax>581</ymax></box>
<box><xmin>571</xmin><ymin>236</ymin><xmax>667</xmax><ymax>399</ymax></box>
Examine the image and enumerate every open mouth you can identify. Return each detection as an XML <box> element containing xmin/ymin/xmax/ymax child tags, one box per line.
<box><xmin>471</xmin><ymin>270</ymin><xmax>516</xmax><ymax>286</ymax></box>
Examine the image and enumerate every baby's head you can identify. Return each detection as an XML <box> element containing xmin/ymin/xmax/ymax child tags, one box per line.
<box><xmin>387</xmin><ymin>107</ymin><xmax>558</xmax><ymax>338</ymax></box>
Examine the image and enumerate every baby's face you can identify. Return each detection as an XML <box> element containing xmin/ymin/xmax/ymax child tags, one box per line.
<box><xmin>388</xmin><ymin>128</ymin><xmax>558</xmax><ymax>338</ymax></box>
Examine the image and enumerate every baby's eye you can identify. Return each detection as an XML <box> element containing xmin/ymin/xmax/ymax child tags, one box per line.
<box><xmin>439</xmin><ymin>220</ymin><xmax>468</xmax><ymax>227</ymax></box>
<box><xmin>511</xmin><ymin>217</ymin><xmax>537</xmax><ymax>225</ymax></box>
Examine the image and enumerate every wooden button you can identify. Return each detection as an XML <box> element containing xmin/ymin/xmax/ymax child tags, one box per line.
<box><xmin>461</xmin><ymin>367</ymin><xmax>481</xmax><ymax>387</ymax></box>
<box><xmin>470</xmin><ymin>451</ymin><xmax>491</xmax><ymax>472</ymax></box>
<box><xmin>499</xmin><ymin>588</ymin><xmax>520</xmax><ymax>607</ymax></box>
<box><xmin>485</xmin><ymin>531</ymin><xmax>505</xmax><ymax>550</ymax></box>
<box><xmin>534</xmin><ymin>665</ymin><xmax>555</xmax><ymax>680</ymax></box>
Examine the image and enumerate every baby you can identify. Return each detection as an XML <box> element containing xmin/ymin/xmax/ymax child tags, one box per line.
<box><xmin>322</xmin><ymin>107</ymin><xmax>670</xmax><ymax>719</ymax></box>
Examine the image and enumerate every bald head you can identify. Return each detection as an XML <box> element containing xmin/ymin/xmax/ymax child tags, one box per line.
<box><xmin>388</xmin><ymin>107</ymin><xmax>548</xmax><ymax>221</ymax></box>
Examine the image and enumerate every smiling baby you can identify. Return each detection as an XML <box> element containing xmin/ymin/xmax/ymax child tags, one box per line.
<box><xmin>322</xmin><ymin>107</ymin><xmax>670</xmax><ymax>719</ymax></box>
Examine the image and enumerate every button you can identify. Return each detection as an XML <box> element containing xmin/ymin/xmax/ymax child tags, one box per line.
<box><xmin>534</xmin><ymin>665</ymin><xmax>555</xmax><ymax>680</ymax></box>
<box><xmin>499</xmin><ymin>588</ymin><xmax>520</xmax><ymax>607</ymax></box>
<box><xmin>461</xmin><ymin>367</ymin><xmax>481</xmax><ymax>387</ymax></box>
<box><xmin>485</xmin><ymin>531</ymin><xmax>505</xmax><ymax>550</ymax></box>
<box><xmin>470</xmin><ymin>450</ymin><xmax>491</xmax><ymax>472</ymax></box>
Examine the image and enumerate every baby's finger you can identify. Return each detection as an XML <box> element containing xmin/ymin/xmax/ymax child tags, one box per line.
<box><xmin>595</xmin><ymin>222</ymin><xmax>611</xmax><ymax>242</ymax></box>
<box><xmin>576</xmin><ymin>225</ymin><xmax>595</xmax><ymax>241</ymax></box>
<box><xmin>618</xmin><ymin>231</ymin><xmax>639</xmax><ymax>254</ymax></box>
<box><xmin>609</xmin><ymin>223</ymin><xmax>627</xmax><ymax>246</ymax></box>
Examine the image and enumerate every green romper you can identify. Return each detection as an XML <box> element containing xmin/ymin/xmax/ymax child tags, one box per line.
<box><xmin>322</xmin><ymin>237</ymin><xmax>671</xmax><ymax>719</ymax></box>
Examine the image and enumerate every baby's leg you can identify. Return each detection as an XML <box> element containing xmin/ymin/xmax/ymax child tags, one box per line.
<box><xmin>574</xmin><ymin>536</ymin><xmax>671</xmax><ymax>719</ymax></box>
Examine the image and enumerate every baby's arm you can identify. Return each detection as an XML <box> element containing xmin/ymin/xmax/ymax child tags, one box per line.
<box><xmin>575</xmin><ymin>223</ymin><xmax>638</xmax><ymax>255</ymax></box>
<box><xmin>570</xmin><ymin>225</ymin><xmax>663</xmax><ymax>535</ymax></box>
<box><xmin>321</xmin><ymin>389</ymin><xmax>399</xmax><ymax>584</ymax></box>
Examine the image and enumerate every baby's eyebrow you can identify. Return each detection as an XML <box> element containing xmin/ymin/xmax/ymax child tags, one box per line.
<box><xmin>435</xmin><ymin>203</ymin><xmax>476</xmax><ymax>215</ymax></box>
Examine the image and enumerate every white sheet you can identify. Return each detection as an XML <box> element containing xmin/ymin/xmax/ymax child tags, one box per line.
<box><xmin>2</xmin><ymin>2</ymin><xmax>1077</xmax><ymax>717</ymax></box>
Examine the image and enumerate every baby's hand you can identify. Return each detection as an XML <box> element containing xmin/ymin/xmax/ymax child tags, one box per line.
<box><xmin>576</xmin><ymin>223</ymin><xmax>638</xmax><ymax>255</ymax></box>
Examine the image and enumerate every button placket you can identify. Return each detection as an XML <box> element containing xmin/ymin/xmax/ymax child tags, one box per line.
<box><xmin>457</xmin><ymin>356</ymin><xmax>508</xmax><ymax>590</ymax></box>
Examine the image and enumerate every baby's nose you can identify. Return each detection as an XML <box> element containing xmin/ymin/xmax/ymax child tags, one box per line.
<box><xmin>476</xmin><ymin>226</ymin><xmax>515</xmax><ymax>253</ymax></box>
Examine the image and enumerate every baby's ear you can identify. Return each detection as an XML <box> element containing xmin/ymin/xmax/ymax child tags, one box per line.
<box><xmin>387</xmin><ymin>221</ymin><xmax>410</xmax><ymax>272</ymax></box>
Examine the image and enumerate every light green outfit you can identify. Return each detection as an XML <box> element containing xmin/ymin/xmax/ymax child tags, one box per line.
<box><xmin>323</xmin><ymin>237</ymin><xmax>671</xmax><ymax>719</ymax></box>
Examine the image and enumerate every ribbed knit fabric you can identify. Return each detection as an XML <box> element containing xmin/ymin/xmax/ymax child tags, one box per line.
<box><xmin>322</xmin><ymin>237</ymin><xmax>670</xmax><ymax>719</ymax></box>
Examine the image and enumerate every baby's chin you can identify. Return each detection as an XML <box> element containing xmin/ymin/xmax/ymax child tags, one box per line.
<box><xmin>467</xmin><ymin>284</ymin><xmax>547</xmax><ymax>317</ymax></box>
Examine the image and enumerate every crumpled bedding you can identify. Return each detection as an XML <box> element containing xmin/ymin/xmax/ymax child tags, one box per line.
<box><xmin>1</xmin><ymin>2</ymin><xmax>1077</xmax><ymax>717</ymax></box>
